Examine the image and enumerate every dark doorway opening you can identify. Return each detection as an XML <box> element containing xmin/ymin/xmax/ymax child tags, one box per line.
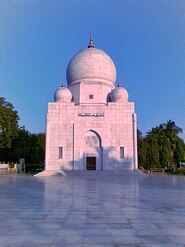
<box><xmin>86</xmin><ymin>157</ymin><xmax>96</xmax><ymax>170</ymax></box>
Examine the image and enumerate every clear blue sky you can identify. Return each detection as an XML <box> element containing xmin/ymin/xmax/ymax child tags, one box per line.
<box><xmin>0</xmin><ymin>0</ymin><xmax>185</xmax><ymax>138</ymax></box>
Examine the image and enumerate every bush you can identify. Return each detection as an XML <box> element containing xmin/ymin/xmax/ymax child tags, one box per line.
<box><xmin>175</xmin><ymin>168</ymin><xmax>185</xmax><ymax>175</ymax></box>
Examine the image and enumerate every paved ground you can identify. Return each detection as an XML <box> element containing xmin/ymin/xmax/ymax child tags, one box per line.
<box><xmin>0</xmin><ymin>171</ymin><xmax>185</xmax><ymax>247</ymax></box>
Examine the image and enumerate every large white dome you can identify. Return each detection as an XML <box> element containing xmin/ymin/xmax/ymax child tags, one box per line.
<box><xmin>66</xmin><ymin>40</ymin><xmax>117</xmax><ymax>86</ymax></box>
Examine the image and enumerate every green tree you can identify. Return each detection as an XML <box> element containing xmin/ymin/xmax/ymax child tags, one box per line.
<box><xmin>138</xmin><ymin>120</ymin><xmax>185</xmax><ymax>170</ymax></box>
<box><xmin>12</xmin><ymin>127</ymin><xmax>32</xmax><ymax>162</ymax></box>
<box><xmin>34</xmin><ymin>133</ymin><xmax>45</xmax><ymax>163</ymax></box>
<box><xmin>146</xmin><ymin>127</ymin><xmax>160</xmax><ymax>167</ymax></box>
<box><xmin>164</xmin><ymin>120</ymin><xmax>183</xmax><ymax>138</ymax></box>
<box><xmin>0</xmin><ymin>98</ymin><xmax>19</xmax><ymax>162</ymax></box>
<box><xmin>174</xmin><ymin>137</ymin><xmax>185</xmax><ymax>164</ymax></box>
<box><xmin>137</xmin><ymin>130</ymin><xmax>148</xmax><ymax>168</ymax></box>
<box><xmin>163</xmin><ymin>120</ymin><xmax>184</xmax><ymax>165</ymax></box>
<box><xmin>159</xmin><ymin>137</ymin><xmax>172</xmax><ymax>167</ymax></box>
<box><xmin>12</xmin><ymin>128</ymin><xmax>45</xmax><ymax>164</ymax></box>
<box><xmin>163</xmin><ymin>120</ymin><xmax>183</xmax><ymax>153</ymax></box>
<box><xmin>29</xmin><ymin>133</ymin><xmax>45</xmax><ymax>163</ymax></box>
<box><xmin>0</xmin><ymin>97</ymin><xmax>19</xmax><ymax>148</ymax></box>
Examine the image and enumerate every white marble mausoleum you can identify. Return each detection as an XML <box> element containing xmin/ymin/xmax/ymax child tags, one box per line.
<box><xmin>45</xmin><ymin>38</ymin><xmax>138</xmax><ymax>171</ymax></box>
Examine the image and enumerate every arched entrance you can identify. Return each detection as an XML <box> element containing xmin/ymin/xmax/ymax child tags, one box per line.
<box><xmin>81</xmin><ymin>130</ymin><xmax>102</xmax><ymax>170</ymax></box>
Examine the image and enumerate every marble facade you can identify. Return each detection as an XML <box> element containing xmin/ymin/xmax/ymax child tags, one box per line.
<box><xmin>45</xmin><ymin>38</ymin><xmax>138</xmax><ymax>172</ymax></box>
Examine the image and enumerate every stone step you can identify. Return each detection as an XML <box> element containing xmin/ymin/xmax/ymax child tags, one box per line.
<box><xmin>34</xmin><ymin>169</ymin><xmax>143</xmax><ymax>177</ymax></box>
<box><xmin>34</xmin><ymin>170</ymin><xmax>67</xmax><ymax>177</ymax></box>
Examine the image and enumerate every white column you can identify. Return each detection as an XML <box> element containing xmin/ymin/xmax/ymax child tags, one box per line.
<box><xmin>132</xmin><ymin>112</ymin><xmax>138</xmax><ymax>170</ymax></box>
<box><xmin>45</xmin><ymin>113</ymin><xmax>50</xmax><ymax>170</ymax></box>
<box><xmin>72</xmin><ymin>123</ymin><xmax>75</xmax><ymax>170</ymax></box>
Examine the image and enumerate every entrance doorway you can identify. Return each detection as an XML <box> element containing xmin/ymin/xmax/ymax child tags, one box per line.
<box><xmin>86</xmin><ymin>157</ymin><xmax>96</xmax><ymax>170</ymax></box>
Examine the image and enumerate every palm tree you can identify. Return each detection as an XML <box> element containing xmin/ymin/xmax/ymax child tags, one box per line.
<box><xmin>163</xmin><ymin>120</ymin><xmax>183</xmax><ymax>162</ymax></box>
<box><xmin>163</xmin><ymin>120</ymin><xmax>182</xmax><ymax>141</ymax></box>
<box><xmin>138</xmin><ymin>120</ymin><xmax>185</xmax><ymax>169</ymax></box>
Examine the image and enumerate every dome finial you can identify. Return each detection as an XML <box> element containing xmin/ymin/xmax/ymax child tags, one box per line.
<box><xmin>118</xmin><ymin>82</ymin><xmax>122</xmax><ymax>87</ymax></box>
<box><xmin>61</xmin><ymin>82</ymin><xmax>65</xmax><ymax>87</ymax></box>
<box><xmin>88</xmin><ymin>34</ymin><xmax>95</xmax><ymax>48</ymax></box>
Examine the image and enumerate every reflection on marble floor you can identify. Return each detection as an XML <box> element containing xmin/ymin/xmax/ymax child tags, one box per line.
<box><xmin>0</xmin><ymin>171</ymin><xmax>185</xmax><ymax>246</ymax></box>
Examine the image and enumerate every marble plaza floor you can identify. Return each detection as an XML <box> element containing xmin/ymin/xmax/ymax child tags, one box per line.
<box><xmin>0</xmin><ymin>171</ymin><xmax>185</xmax><ymax>247</ymax></box>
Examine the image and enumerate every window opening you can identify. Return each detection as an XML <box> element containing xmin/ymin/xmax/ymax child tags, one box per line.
<box><xmin>120</xmin><ymin>147</ymin><xmax>124</xmax><ymax>159</ymax></box>
<box><xmin>59</xmin><ymin>147</ymin><xmax>63</xmax><ymax>159</ymax></box>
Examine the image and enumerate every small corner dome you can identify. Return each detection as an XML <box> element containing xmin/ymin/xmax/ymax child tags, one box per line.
<box><xmin>111</xmin><ymin>83</ymin><xmax>129</xmax><ymax>102</ymax></box>
<box><xmin>54</xmin><ymin>84</ymin><xmax>72</xmax><ymax>102</ymax></box>
<box><xmin>66</xmin><ymin>38</ymin><xmax>117</xmax><ymax>86</ymax></box>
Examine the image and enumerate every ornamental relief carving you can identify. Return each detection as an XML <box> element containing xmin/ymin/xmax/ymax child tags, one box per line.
<box><xmin>85</xmin><ymin>136</ymin><xmax>97</xmax><ymax>147</ymax></box>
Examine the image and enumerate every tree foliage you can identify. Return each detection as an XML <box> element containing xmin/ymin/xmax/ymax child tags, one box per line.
<box><xmin>0</xmin><ymin>98</ymin><xmax>45</xmax><ymax>164</ymax></box>
<box><xmin>12</xmin><ymin>127</ymin><xmax>45</xmax><ymax>164</ymax></box>
<box><xmin>0</xmin><ymin>97</ymin><xmax>19</xmax><ymax>148</ymax></box>
<box><xmin>138</xmin><ymin>120</ymin><xmax>185</xmax><ymax>169</ymax></box>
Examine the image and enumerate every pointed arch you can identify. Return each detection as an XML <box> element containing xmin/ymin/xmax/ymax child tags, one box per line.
<box><xmin>80</xmin><ymin>129</ymin><xmax>103</xmax><ymax>170</ymax></box>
